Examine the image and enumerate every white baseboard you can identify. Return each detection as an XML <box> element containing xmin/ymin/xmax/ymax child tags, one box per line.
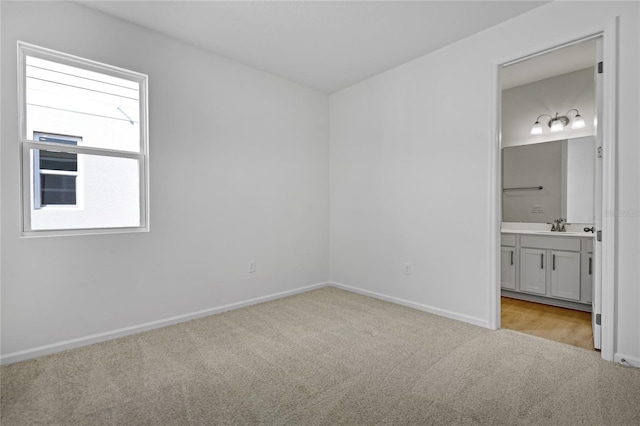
<box><xmin>614</xmin><ymin>353</ymin><xmax>640</xmax><ymax>368</ymax></box>
<box><xmin>330</xmin><ymin>281</ymin><xmax>489</xmax><ymax>329</ymax></box>
<box><xmin>1</xmin><ymin>281</ymin><xmax>330</xmax><ymax>365</ymax></box>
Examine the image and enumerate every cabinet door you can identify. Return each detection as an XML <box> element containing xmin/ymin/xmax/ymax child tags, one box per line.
<box><xmin>520</xmin><ymin>248</ymin><xmax>546</xmax><ymax>295</ymax></box>
<box><xmin>500</xmin><ymin>246</ymin><xmax>516</xmax><ymax>290</ymax></box>
<box><xmin>550</xmin><ymin>250</ymin><xmax>581</xmax><ymax>301</ymax></box>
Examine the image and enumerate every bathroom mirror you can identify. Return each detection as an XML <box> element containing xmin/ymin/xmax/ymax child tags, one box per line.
<box><xmin>502</xmin><ymin>136</ymin><xmax>594</xmax><ymax>224</ymax></box>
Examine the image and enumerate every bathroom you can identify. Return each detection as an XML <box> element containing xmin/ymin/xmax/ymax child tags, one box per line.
<box><xmin>499</xmin><ymin>38</ymin><xmax>600</xmax><ymax>350</ymax></box>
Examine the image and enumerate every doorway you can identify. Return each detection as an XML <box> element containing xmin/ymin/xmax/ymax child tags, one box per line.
<box><xmin>491</xmin><ymin>23</ymin><xmax>618</xmax><ymax>361</ymax></box>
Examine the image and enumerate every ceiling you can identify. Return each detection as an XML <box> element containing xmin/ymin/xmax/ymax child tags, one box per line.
<box><xmin>78</xmin><ymin>0</ymin><xmax>548</xmax><ymax>93</ymax></box>
<box><xmin>501</xmin><ymin>38</ymin><xmax>598</xmax><ymax>90</ymax></box>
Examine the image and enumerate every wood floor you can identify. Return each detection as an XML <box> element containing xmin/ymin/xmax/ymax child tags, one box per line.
<box><xmin>501</xmin><ymin>297</ymin><xmax>595</xmax><ymax>351</ymax></box>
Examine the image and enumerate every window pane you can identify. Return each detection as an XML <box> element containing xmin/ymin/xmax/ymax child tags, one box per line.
<box><xmin>30</xmin><ymin>150</ymin><xmax>141</xmax><ymax>230</ymax></box>
<box><xmin>35</xmin><ymin>135</ymin><xmax>79</xmax><ymax>145</ymax></box>
<box><xmin>26</xmin><ymin>56</ymin><xmax>141</xmax><ymax>153</ymax></box>
<box><xmin>40</xmin><ymin>174</ymin><xmax>76</xmax><ymax>205</ymax></box>
<box><xmin>39</xmin><ymin>151</ymin><xmax>77</xmax><ymax>172</ymax></box>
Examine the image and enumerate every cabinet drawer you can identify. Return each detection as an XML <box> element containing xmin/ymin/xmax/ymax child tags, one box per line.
<box><xmin>501</xmin><ymin>234</ymin><xmax>516</xmax><ymax>246</ymax></box>
<box><xmin>520</xmin><ymin>235</ymin><xmax>580</xmax><ymax>251</ymax></box>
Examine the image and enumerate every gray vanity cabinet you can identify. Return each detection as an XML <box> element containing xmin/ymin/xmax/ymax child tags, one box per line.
<box><xmin>502</xmin><ymin>233</ymin><xmax>592</xmax><ymax>311</ymax></box>
<box><xmin>519</xmin><ymin>236</ymin><xmax>581</xmax><ymax>301</ymax></box>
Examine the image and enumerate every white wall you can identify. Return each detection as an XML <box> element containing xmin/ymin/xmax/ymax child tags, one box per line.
<box><xmin>1</xmin><ymin>1</ymin><xmax>329</xmax><ymax>360</ymax></box>
<box><xmin>330</xmin><ymin>1</ymin><xmax>639</xmax><ymax>362</ymax></box>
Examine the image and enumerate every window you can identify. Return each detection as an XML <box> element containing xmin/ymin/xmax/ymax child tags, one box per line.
<box><xmin>33</xmin><ymin>132</ymin><xmax>82</xmax><ymax>209</ymax></box>
<box><xmin>19</xmin><ymin>42</ymin><xmax>149</xmax><ymax>236</ymax></box>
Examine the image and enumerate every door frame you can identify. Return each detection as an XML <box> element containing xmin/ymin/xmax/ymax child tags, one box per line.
<box><xmin>489</xmin><ymin>18</ymin><xmax>618</xmax><ymax>362</ymax></box>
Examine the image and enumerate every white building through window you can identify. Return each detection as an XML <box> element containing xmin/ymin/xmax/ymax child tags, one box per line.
<box><xmin>19</xmin><ymin>43</ymin><xmax>149</xmax><ymax>236</ymax></box>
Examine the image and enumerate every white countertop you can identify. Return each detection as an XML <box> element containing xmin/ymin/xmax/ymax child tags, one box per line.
<box><xmin>501</xmin><ymin>222</ymin><xmax>595</xmax><ymax>238</ymax></box>
<box><xmin>501</xmin><ymin>229</ymin><xmax>595</xmax><ymax>238</ymax></box>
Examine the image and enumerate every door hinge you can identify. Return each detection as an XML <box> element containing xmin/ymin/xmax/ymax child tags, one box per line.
<box><xmin>598</xmin><ymin>61</ymin><xmax>603</xmax><ymax>74</ymax></box>
<box><xmin>596</xmin><ymin>313</ymin><xmax>601</xmax><ymax>326</ymax></box>
<box><xmin>597</xmin><ymin>230</ymin><xmax>602</xmax><ymax>242</ymax></box>
<box><xmin>597</xmin><ymin>146</ymin><xmax>603</xmax><ymax>158</ymax></box>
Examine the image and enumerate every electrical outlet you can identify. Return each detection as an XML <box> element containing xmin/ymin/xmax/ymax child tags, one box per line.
<box><xmin>403</xmin><ymin>262</ymin><xmax>412</xmax><ymax>275</ymax></box>
<box><xmin>248</xmin><ymin>261</ymin><xmax>256</xmax><ymax>273</ymax></box>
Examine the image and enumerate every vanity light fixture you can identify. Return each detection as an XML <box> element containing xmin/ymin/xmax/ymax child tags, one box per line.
<box><xmin>530</xmin><ymin>109</ymin><xmax>586</xmax><ymax>135</ymax></box>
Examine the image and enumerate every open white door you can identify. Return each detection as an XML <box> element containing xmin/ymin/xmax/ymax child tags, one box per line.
<box><xmin>592</xmin><ymin>38</ymin><xmax>603</xmax><ymax>350</ymax></box>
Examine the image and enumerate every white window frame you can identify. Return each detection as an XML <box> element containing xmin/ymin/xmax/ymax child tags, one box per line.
<box><xmin>18</xmin><ymin>42</ymin><xmax>149</xmax><ymax>237</ymax></box>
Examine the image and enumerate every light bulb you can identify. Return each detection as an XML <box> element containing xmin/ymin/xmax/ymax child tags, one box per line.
<box><xmin>571</xmin><ymin>114</ymin><xmax>586</xmax><ymax>129</ymax></box>
<box><xmin>530</xmin><ymin>121</ymin><xmax>543</xmax><ymax>135</ymax></box>
<box><xmin>550</xmin><ymin>119</ymin><xmax>564</xmax><ymax>132</ymax></box>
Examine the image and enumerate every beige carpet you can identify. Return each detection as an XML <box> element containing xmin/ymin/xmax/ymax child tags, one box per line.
<box><xmin>1</xmin><ymin>286</ymin><xmax>639</xmax><ymax>425</ymax></box>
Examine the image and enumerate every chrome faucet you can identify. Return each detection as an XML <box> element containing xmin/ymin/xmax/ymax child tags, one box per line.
<box><xmin>551</xmin><ymin>218</ymin><xmax>566</xmax><ymax>232</ymax></box>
